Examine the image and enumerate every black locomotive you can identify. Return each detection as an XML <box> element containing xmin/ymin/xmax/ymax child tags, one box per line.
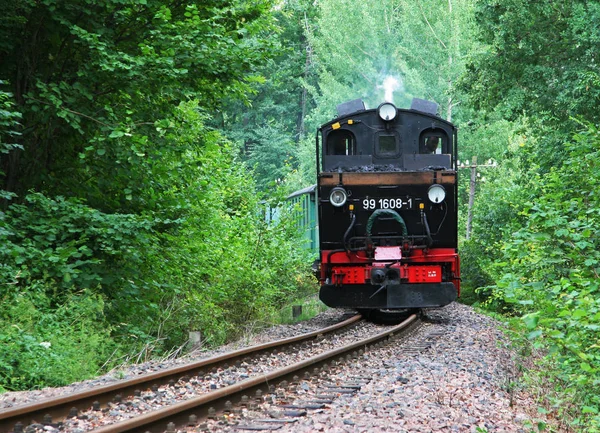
<box><xmin>315</xmin><ymin>98</ymin><xmax>460</xmax><ymax>311</ymax></box>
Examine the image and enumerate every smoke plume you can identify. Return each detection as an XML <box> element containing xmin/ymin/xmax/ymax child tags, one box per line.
<box><xmin>383</xmin><ymin>75</ymin><xmax>401</xmax><ymax>103</ymax></box>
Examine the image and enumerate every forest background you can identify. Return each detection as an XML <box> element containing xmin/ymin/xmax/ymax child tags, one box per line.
<box><xmin>1</xmin><ymin>0</ymin><xmax>600</xmax><ymax>430</ymax></box>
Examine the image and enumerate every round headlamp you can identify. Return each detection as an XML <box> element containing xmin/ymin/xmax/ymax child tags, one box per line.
<box><xmin>427</xmin><ymin>184</ymin><xmax>446</xmax><ymax>203</ymax></box>
<box><xmin>378</xmin><ymin>102</ymin><xmax>397</xmax><ymax>121</ymax></box>
<box><xmin>329</xmin><ymin>187</ymin><xmax>348</xmax><ymax>207</ymax></box>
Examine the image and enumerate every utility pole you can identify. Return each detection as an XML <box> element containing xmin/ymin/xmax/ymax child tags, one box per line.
<box><xmin>458</xmin><ymin>157</ymin><xmax>497</xmax><ymax>240</ymax></box>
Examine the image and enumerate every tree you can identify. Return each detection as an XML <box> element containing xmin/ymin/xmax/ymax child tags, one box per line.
<box><xmin>217</xmin><ymin>0</ymin><xmax>318</xmax><ymax>191</ymax></box>
<box><xmin>306</xmin><ymin>0</ymin><xmax>476</xmax><ymax>125</ymax></box>
<box><xmin>392</xmin><ymin>0</ymin><xmax>477</xmax><ymax>122</ymax></box>
<box><xmin>463</xmin><ymin>0</ymin><xmax>600</xmax><ymax>125</ymax></box>
<box><xmin>0</xmin><ymin>0</ymin><xmax>276</xmax><ymax>211</ymax></box>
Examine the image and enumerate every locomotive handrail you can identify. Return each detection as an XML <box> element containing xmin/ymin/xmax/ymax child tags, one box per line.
<box><xmin>343</xmin><ymin>213</ymin><xmax>357</xmax><ymax>251</ymax></box>
<box><xmin>421</xmin><ymin>211</ymin><xmax>434</xmax><ymax>246</ymax></box>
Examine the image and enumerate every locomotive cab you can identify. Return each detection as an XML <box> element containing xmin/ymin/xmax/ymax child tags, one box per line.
<box><xmin>316</xmin><ymin>98</ymin><xmax>460</xmax><ymax>310</ymax></box>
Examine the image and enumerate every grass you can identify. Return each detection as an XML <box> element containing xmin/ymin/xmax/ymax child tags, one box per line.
<box><xmin>275</xmin><ymin>295</ymin><xmax>329</xmax><ymax>324</ymax></box>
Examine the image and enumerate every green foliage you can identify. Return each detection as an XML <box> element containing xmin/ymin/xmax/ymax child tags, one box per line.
<box><xmin>0</xmin><ymin>0</ymin><xmax>277</xmax><ymax>206</ymax></box>
<box><xmin>236</xmin><ymin>123</ymin><xmax>297</xmax><ymax>191</ymax></box>
<box><xmin>0</xmin><ymin>99</ymin><xmax>318</xmax><ymax>390</ymax></box>
<box><xmin>0</xmin><ymin>0</ymin><xmax>319</xmax><ymax>390</ymax></box>
<box><xmin>457</xmin><ymin>3</ymin><xmax>600</xmax><ymax>429</ymax></box>
<box><xmin>0</xmin><ymin>193</ymin><xmax>153</xmax><ymax>297</ymax></box>
<box><xmin>307</xmin><ymin>0</ymin><xmax>476</xmax><ymax>123</ymax></box>
<box><xmin>0</xmin><ymin>80</ymin><xmax>21</xmax><ymax>201</ymax></box>
<box><xmin>125</xmin><ymin>100</ymin><xmax>318</xmax><ymax>346</ymax></box>
<box><xmin>0</xmin><ymin>289</ymin><xmax>117</xmax><ymax>391</ymax></box>
<box><xmin>0</xmin><ymin>191</ymin><xmax>160</xmax><ymax>390</ymax></box>
<box><xmin>457</xmin><ymin>239</ymin><xmax>494</xmax><ymax>305</ymax></box>
<box><xmin>147</xmin><ymin>114</ymin><xmax>318</xmax><ymax>343</ymax></box>
<box><xmin>218</xmin><ymin>0</ymin><xmax>318</xmax><ymax>191</ymax></box>
<box><xmin>463</xmin><ymin>1</ymin><xmax>600</xmax><ymax>126</ymax></box>
<box><xmin>477</xmin><ymin>123</ymin><xmax>600</xmax><ymax>431</ymax></box>
<box><xmin>276</xmin><ymin>295</ymin><xmax>328</xmax><ymax>325</ymax></box>
<box><xmin>0</xmin><ymin>81</ymin><xmax>21</xmax><ymax>152</ymax></box>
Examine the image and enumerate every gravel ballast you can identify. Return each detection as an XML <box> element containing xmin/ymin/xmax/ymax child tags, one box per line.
<box><xmin>271</xmin><ymin>303</ymin><xmax>552</xmax><ymax>432</ymax></box>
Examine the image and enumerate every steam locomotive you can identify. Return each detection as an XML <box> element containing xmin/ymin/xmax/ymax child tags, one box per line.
<box><xmin>315</xmin><ymin>98</ymin><xmax>460</xmax><ymax>313</ymax></box>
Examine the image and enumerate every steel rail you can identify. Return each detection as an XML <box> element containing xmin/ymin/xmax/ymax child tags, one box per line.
<box><xmin>0</xmin><ymin>314</ymin><xmax>362</xmax><ymax>433</ymax></box>
<box><xmin>92</xmin><ymin>313</ymin><xmax>418</xmax><ymax>433</ymax></box>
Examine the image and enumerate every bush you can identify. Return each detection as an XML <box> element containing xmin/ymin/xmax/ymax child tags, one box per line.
<box><xmin>479</xmin><ymin>123</ymin><xmax>600</xmax><ymax>431</ymax></box>
<box><xmin>0</xmin><ymin>289</ymin><xmax>117</xmax><ymax>391</ymax></box>
<box><xmin>0</xmin><ymin>193</ymin><xmax>154</xmax><ymax>300</ymax></box>
<box><xmin>0</xmin><ymin>101</ymin><xmax>318</xmax><ymax>390</ymax></box>
<box><xmin>0</xmin><ymin>194</ymin><xmax>156</xmax><ymax>390</ymax></box>
<box><xmin>458</xmin><ymin>239</ymin><xmax>494</xmax><ymax>305</ymax></box>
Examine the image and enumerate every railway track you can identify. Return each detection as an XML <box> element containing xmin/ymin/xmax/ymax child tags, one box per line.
<box><xmin>1</xmin><ymin>313</ymin><xmax>418</xmax><ymax>433</ymax></box>
<box><xmin>1</xmin><ymin>314</ymin><xmax>361</xmax><ymax>433</ymax></box>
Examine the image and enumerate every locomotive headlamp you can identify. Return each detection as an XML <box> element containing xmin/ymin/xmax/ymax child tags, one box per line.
<box><xmin>329</xmin><ymin>187</ymin><xmax>348</xmax><ymax>207</ymax></box>
<box><xmin>377</xmin><ymin>103</ymin><xmax>397</xmax><ymax>121</ymax></box>
<box><xmin>427</xmin><ymin>184</ymin><xmax>446</xmax><ymax>203</ymax></box>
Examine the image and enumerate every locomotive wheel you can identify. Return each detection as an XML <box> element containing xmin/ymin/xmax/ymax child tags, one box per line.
<box><xmin>358</xmin><ymin>308</ymin><xmax>420</xmax><ymax>325</ymax></box>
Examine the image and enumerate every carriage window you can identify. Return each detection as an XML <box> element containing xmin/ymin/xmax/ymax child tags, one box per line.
<box><xmin>327</xmin><ymin>129</ymin><xmax>356</xmax><ymax>155</ymax></box>
<box><xmin>376</xmin><ymin>134</ymin><xmax>399</xmax><ymax>156</ymax></box>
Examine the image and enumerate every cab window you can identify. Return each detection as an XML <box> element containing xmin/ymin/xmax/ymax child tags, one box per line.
<box><xmin>327</xmin><ymin>129</ymin><xmax>356</xmax><ymax>155</ymax></box>
<box><xmin>375</xmin><ymin>132</ymin><xmax>400</xmax><ymax>157</ymax></box>
<box><xmin>421</xmin><ymin>133</ymin><xmax>445</xmax><ymax>154</ymax></box>
<box><xmin>379</xmin><ymin>135</ymin><xmax>396</xmax><ymax>153</ymax></box>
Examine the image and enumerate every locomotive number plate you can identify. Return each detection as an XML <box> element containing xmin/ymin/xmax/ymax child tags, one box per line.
<box><xmin>361</xmin><ymin>197</ymin><xmax>414</xmax><ymax>211</ymax></box>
